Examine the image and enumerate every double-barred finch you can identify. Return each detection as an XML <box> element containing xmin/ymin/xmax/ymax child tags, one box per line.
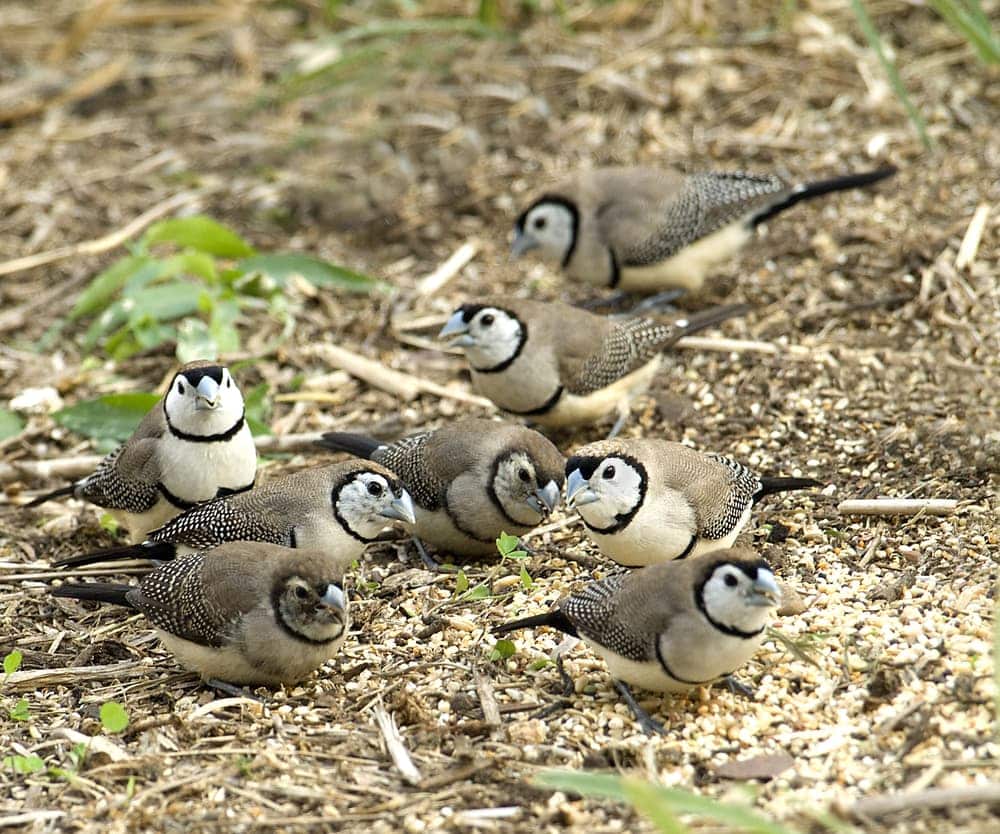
<box><xmin>52</xmin><ymin>542</ymin><xmax>350</xmax><ymax>687</ymax></box>
<box><xmin>26</xmin><ymin>361</ymin><xmax>257</xmax><ymax>542</ymax></box>
<box><xmin>52</xmin><ymin>461</ymin><xmax>415</xmax><ymax>570</ymax></box>
<box><xmin>565</xmin><ymin>438</ymin><xmax>820</xmax><ymax>567</ymax></box>
<box><xmin>439</xmin><ymin>297</ymin><xmax>747</xmax><ymax>432</ymax></box>
<box><xmin>495</xmin><ymin>547</ymin><xmax>782</xmax><ymax>734</ymax></box>
<box><xmin>317</xmin><ymin>419</ymin><xmax>564</xmax><ymax>559</ymax></box>
<box><xmin>511</xmin><ymin>165</ymin><xmax>897</xmax><ymax>294</ymax></box>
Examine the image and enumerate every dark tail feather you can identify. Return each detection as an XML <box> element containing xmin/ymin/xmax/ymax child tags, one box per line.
<box><xmin>51</xmin><ymin>540</ymin><xmax>175</xmax><ymax>569</ymax></box>
<box><xmin>755</xmin><ymin>476</ymin><xmax>823</xmax><ymax>502</ymax></box>
<box><xmin>51</xmin><ymin>582</ymin><xmax>136</xmax><ymax>609</ymax></box>
<box><xmin>25</xmin><ymin>484</ymin><xmax>78</xmax><ymax>508</ymax></box>
<box><xmin>494</xmin><ymin>608</ymin><xmax>578</xmax><ymax>638</ymax></box>
<box><xmin>752</xmin><ymin>166</ymin><xmax>897</xmax><ymax>227</ymax></box>
<box><xmin>674</xmin><ymin>302</ymin><xmax>751</xmax><ymax>340</ymax></box>
<box><xmin>316</xmin><ymin>432</ymin><xmax>381</xmax><ymax>459</ymax></box>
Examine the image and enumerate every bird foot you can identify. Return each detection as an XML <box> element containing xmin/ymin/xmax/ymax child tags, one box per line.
<box><xmin>722</xmin><ymin>675</ymin><xmax>755</xmax><ymax>700</ymax></box>
<box><xmin>625</xmin><ymin>289</ymin><xmax>685</xmax><ymax>317</ymax></box>
<box><xmin>614</xmin><ymin>679</ymin><xmax>665</xmax><ymax>735</ymax></box>
<box><xmin>410</xmin><ymin>537</ymin><xmax>455</xmax><ymax>573</ymax></box>
<box><xmin>204</xmin><ymin>678</ymin><xmax>263</xmax><ymax>702</ymax></box>
<box><xmin>556</xmin><ymin>655</ymin><xmax>575</xmax><ymax>698</ymax></box>
<box><xmin>606</xmin><ymin>405</ymin><xmax>630</xmax><ymax>439</ymax></box>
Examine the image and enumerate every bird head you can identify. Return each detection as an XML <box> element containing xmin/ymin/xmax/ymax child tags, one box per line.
<box><xmin>491</xmin><ymin>449</ymin><xmax>563</xmax><ymax>526</ymax></box>
<box><xmin>164</xmin><ymin>363</ymin><xmax>245</xmax><ymax>436</ymax></box>
<box><xmin>276</xmin><ymin>575</ymin><xmax>348</xmax><ymax>644</ymax></box>
<box><xmin>565</xmin><ymin>453</ymin><xmax>646</xmax><ymax>532</ymax></box>
<box><xmin>439</xmin><ymin>304</ymin><xmax>524</xmax><ymax>371</ymax></box>
<box><xmin>512</xmin><ymin>196</ymin><xmax>577</xmax><ymax>265</ymax></box>
<box><xmin>333</xmin><ymin>470</ymin><xmax>415</xmax><ymax>542</ymax></box>
<box><xmin>699</xmin><ymin>557</ymin><xmax>781</xmax><ymax>635</ymax></box>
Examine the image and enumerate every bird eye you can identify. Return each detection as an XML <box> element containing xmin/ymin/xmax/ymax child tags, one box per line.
<box><xmin>481</xmin><ymin>314</ymin><xmax>494</xmax><ymax>327</ymax></box>
<box><xmin>724</xmin><ymin>574</ymin><xmax>738</xmax><ymax>588</ymax></box>
<box><xmin>367</xmin><ymin>481</ymin><xmax>384</xmax><ymax>497</ymax></box>
<box><xmin>226</xmin><ymin>377</ymin><xmax>232</xmax><ymax>388</ymax></box>
<box><xmin>177</xmin><ymin>382</ymin><xmax>185</xmax><ymax>395</ymax></box>
<box><xmin>603</xmin><ymin>465</ymin><xmax>616</xmax><ymax>479</ymax></box>
<box><xmin>533</xmin><ymin>217</ymin><xmax>547</xmax><ymax>230</ymax></box>
<box><xmin>517</xmin><ymin>468</ymin><xmax>530</xmax><ymax>483</ymax></box>
<box><xmin>295</xmin><ymin>585</ymin><xmax>309</xmax><ymax>599</ymax></box>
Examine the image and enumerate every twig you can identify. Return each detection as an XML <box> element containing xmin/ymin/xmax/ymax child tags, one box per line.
<box><xmin>0</xmin><ymin>56</ymin><xmax>130</xmax><ymax>125</ymax></box>
<box><xmin>955</xmin><ymin>204</ymin><xmax>990</xmax><ymax>271</ymax></box>
<box><xmin>55</xmin><ymin>727</ymin><xmax>129</xmax><ymax>762</ymax></box>
<box><xmin>303</xmin><ymin>343</ymin><xmax>492</xmax><ymax>407</ymax></box>
<box><xmin>416</xmin><ymin>240</ymin><xmax>479</xmax><ymax>296</ymax></box>
<box><xmin>372</xmin><ymin>701</ymin><xmax>422</xmax><ymax>786</ymax></box>
<box><xmin>842</xmin><ymin>783</ymin><xmax>1000</xmax><ymax>821</ymax></box>
<box><xmin>3</xmin><ymin>661</ymin><xmax>146</xmax><ymax>692</ymax></box>
<box><xmin>47</xmin><ymin>0</ymin><xmax>124</xmax><ymax>63</ymax></box>
<box><xmin>837</xmin><ymin>499</ymin><xmax>959</xmax><ymax>516</ymax></box>
<box><xmin>0</xmin><ymin>189</ymin><xmax>206</xmax><ymax>278</ymax></box>
<box><xmin>474</xmin><ymin>672</ymin><xmax>502</xmax><ymax>728</ymax></box>
<box><xmin>0</xmin><ymin>811</ymin><xmax>65</xmax><ymax>828</ymax></box>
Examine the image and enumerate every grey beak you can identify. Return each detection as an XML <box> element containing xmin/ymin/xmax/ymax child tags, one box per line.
<box><xmin>510</xmin><ymin>232</ymin><xmax>538</xmax><ymax>259</ymax></box>
<box><xmin>380</xmin><ymin>490</ymin><xmax>416</xmax><ymax>526</ymax></box>
<box><xmin>439</xmin><ymin>312</ymin><xmax>468</xmax><ymax>339</ymax></box>
<box><xmin>566</xmin><ymin>469</ymin><xmax>600</xmax><ymax>509</ymax></box>
<box><xmin>748</xmin><ymin>572</ymin><xmax>781</xmax><ymax>607</ymax></box>
<box><xmin>320</xmin><ymin>584</ymin><xmax>347</xmax><ymax>611</ymax></box>
<box><xmin>194</xmin><ymin>376</ymin><xmax>221</xmax><ymax>410</ymax></box>
<box><xmin>534</xmin><ymin>480</ymin><xmax>561</xmax><ymax>514</ymax></box>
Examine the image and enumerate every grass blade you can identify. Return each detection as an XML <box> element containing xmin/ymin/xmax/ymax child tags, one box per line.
<box><xmin>928</xmin><ymin>0</ymin><xmax>1000</xmax><ymax>64</ymax></box>
<box><xmin>849</xmin><ymin>0</ymin><xmax>934</xmax><ymax>151</ymax></box>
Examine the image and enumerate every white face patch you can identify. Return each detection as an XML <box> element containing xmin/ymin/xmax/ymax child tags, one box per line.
<box><xmin>520</xmin><ymin>202</ymin><xmax>575</xmax><ymax>263</ymax></box>
<box><xmin>278</xmin><ymin>576</ymin><xmax>347</xmax><ymax>644</ymax></box>
<box><xmin>335</xmin><ymin>472</ymin><xmax>396</xmax><ymax>540</ymax></box>
<box><xmin>574</xmin><ymin>457</ymin><xmax>644</xmax><ymax>530</ymax></box>
<box><xmin>492</xmin><ymin>451</ymin><xmax>542</xmax><ymax>525</ymax></box>
<box><xmin>164</xmin><ymin>367</ymin><xmax>245</xmax><ymax>437</ymax></box>
<box><xmin>462</xmin><ymin>307</ymin><xmax>524</xmax><ymax>370</ymax></box>
<box><xmin>701</xmin><ymin>564</ymin><xmax>777</xmax><ymax>634</ymax></box>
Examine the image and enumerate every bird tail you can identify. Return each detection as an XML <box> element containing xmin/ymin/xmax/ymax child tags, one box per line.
<box><xmin>51</xmin><ymin>541</ymin><xmax>175</xmax><ymax>569</ymax></box>
<box><xmin>752</xmin><ymin>166</ymin><xmax>897</xmax><ymax>227</ymax></box>
<box><xmin>50</xmin><ymin>582</ymin><xmax>135</xmax><ymax>608</ymax></box>
<box><xmin>755</xmin><ymin>476</ymin><xmax>822</xmax><ymax>501</ymax></box>
<box><xmin>674</xmin><ymin>302</ymin><xmax>751</xmax><ymax>338</ymax></box>
<box><xmin>316</xmin><ymin>432</ymin><xmax>382</xmax><ymax>459</ymax></box>
<box><xmin>24</xmin><ymin>484</ymin><xmax>78</xmax><ymax>508</ymax></box>
<box><xmin>493</xmin><ymin>609</ymin><xmax>579</xmax><ymax>638</ymax></box>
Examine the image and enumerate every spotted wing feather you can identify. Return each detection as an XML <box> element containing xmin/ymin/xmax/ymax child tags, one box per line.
<box><xmin>561</xmin><ymin>572</ymin><xmax>655</xmax><ymax>663</ymax></box>
<box><xmin>562</xmin><ymin>318</ymin><xmax>676</xmax><ymax>396</ymax></box>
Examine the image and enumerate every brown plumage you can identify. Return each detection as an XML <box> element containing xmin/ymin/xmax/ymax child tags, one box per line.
<box><xmin>440</xmin><ymin>297</ymin><xmax>746</xmax><ymax>429</ymax></box>
<box><xmin>318</xmin><ymin>419</ymin><xmax>565</xmax><ymax>557</ymax></box>
<box><xmin>52</xmin><ymin>461</ymin><xmax>415</xmax><ymax>570</ymax></box>
<box><xmin>512</xmin><ymin>165</ymin><xmax>897</xmax><ymax>293</ymax></box>
<box><xmin>51</xmin><ymin>542</ymin><xmax>350</xmax><ymax>686</ymax></box>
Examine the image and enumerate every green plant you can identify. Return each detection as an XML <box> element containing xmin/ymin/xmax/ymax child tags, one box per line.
<box><xmin>928</xmin><ymin>0</ymin><xmax>1000</xmax><ymax>64</ymax></box>
<box><xmin>9</xmin><ymin>699</ymin><xmax>29</xmax><ymax>722</ymax></box>
<box><xmin>497</xmin><ymin>531</ymin><xmax>534</xmax><ymax>589</ymax></box>
<box><xmin>3</xmin><ymin>650</ymin><xmax>22</xmax><ymax>676</ymax></box>
<box><xmin>63</xmin><ymin>215</ymin><xmax>381</xmax><ymax>362</ymax></box>
<box><xmin>489</xmin><ymin>639</ymin><xmax>517</xmax><ymax>662</ymax></box>
<box><xmin>3</xmin><ymin>754</ymin><xmax>44</xmax><ymax>775</ymax></box>
<box><xmin>0</xmin><ymin>408</ymin><xmax>23</xmax><ymax>441</ymax></box>
<box><xmin>100</xmin><ymin>701</ymin><xmax>129</xmax><ymax>734</ymax></box>
<box><xmin>535</xmin><ymin>770</ymin><xmax>804</xmax><ymax>834</ymax></box>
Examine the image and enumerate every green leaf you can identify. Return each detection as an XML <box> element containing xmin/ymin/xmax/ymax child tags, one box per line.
<box><xmin>237</xmin><ymin>253</ymin><xmax>380</xmax><ymax>294</ymax></box>
<box><xmin>3</xmin><ymin>650</ymin><xmax>23</xmax><ymax>675</ymax></box>
<box><xmin>100</xmin><ymin>701</ymin><xmax>129</xmax><ymax>734</ymax></box>
<box><xmin>243</xmin><ymin>382</ymin><xmax>271</xmax><ymax>436</ymax></box>
<box><xmin>144</xmin><ymin>216</ymin><xmax>255</xmax><ymax>258</ymax></box>
<box><xmin>4</xmin><ymin>754</ymin><xmax>45</xmax><ymax>774</ymax></box>
<box><xmin>454</xmin><ymin>570</ymin><xmax>469</xmax><ymax>595</ymax></box>
<box><xmin>9</xmin><ymin>698</ymin><xmax>30</xmax><ymax>721</ymax></box>
<box><xmin>53</xmin><ymin>393</ymin><xmax>159</xmax><ymax>443</ymax></box>
<box><xmin>463</xmin><ymin>584</ymin><xmax>491</xmax><ymax>601</ymax></box>
<box><xmin>124</xmin><ymin>282</ymin><xmax>205</xmax><ymax>325</ymax></box>
<box><xmin>534</xmin><ymin>771</ymin><xmax>803</xmax><ymax>834</ymax></box>
<box><xmin>489</xmin><ymin>638</ymin><xmax>516</xmax><ymax>662</ymax></box>
<box><xmin>69</xmin><ymin>255</ymin><xmax>157</xmax><ymax>321</ymax></box>
<box><xmin>529</xmin><ymin>657</ymin><xmax>554</xmax><ymax>671</ymax></box>
<box><xmin>176</xmin><ymin>318</ymin><xmax>218</xmax><ymax>363</ymax></box>
<box><xmin>161</xmin><ymin>251</ymin><xmax>219</xmax><ymax>283</ymax></box>
<box><xmin>519</xmin><ymin>564</ymin><xmax>534</xmax><ymax>590</ymax></box>
<box><xmin>496</xmin><ymin>532</ymin><xmax>520</xmax><ymax>556</ymax></box>
<box><xmin>622</xmin><ymin>779</ymin><xmax>688</xmax><ymax>834</ymax></box>
<box><xmin>99</xmin><ymin>513</ymin><xmax>121</xmax><ymax>536</ymax></box>
<box><xmin>0</xmin><ymin>408</ymin><xmax>23</xmax><ymax>441</ymax></box>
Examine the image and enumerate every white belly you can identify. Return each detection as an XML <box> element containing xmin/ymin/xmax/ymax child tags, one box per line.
<box><xmin>619</xmin><ymin>221</ymin><xmax>753</xmax><ymax>293</ymax></box>
<box><xmin>116</xmin><ymin>499</ymin><xmax>185</xmax><ymax>543</ymax></box>
<box><xmin>157</xmin><ymin>425</ymin><xmax>257</xmax><ymax>505</ymax></box>
<box><xmin>531</xmin><ymin>358</ymin><xmax>661</xmax><ymax>428</ymax></box>
<box><xmin>595</xmin><ymin>646</ymin><xmax>693</xmax><ymax>693</ymax></box>
<box><xmin>412</xmin><ymin>506</ymin><xmax>497</xmax><ymax>557</ymax></box>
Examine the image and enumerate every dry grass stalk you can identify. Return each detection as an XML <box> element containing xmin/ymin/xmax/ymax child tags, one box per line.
<box><xmin>416</xmin><ymin>240</ymin><xmax>479</xmax><ymax>297</ymax></box>
<box><xmin>0</xmin><ymin>56</ymin><xmax>130</xmax><ymax>125</ymax></box>
<box><xmin>373</xmin><ymin>702</ymin><xmax>422</xmax><ymax>786</ymax></box>
<box><xmin>837</xmin><ymin>498</ymin><xmax>960</xmax><ymax>516</ymax></box>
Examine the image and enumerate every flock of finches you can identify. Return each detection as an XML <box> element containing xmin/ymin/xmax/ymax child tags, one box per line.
<box><xmin>26</xmin><ymin>162</ymin><xmax>896</xmax><ymax>734</ymax></box>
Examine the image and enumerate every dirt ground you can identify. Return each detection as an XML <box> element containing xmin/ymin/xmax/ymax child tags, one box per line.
<box><xmin>1</xmin><ymin>1</ymin><xmax>998</xmax><ymax>832</ymax></box>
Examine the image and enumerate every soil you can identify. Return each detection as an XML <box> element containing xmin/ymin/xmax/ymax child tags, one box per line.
<box><xmin>0</xmin><ymin>2</ymin><xmax>998</xmax><ymax>833</ymax></box>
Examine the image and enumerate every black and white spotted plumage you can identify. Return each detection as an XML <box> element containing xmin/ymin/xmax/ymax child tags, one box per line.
<box><xmin>370</xmin><ymin>433</ymin><xmax>448</xmax><ymax>511</ymax></box>
<box><xmin>52</xmin><ymin>460</ymin><xmax>411</xmax><ymax>570</ymax></box>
